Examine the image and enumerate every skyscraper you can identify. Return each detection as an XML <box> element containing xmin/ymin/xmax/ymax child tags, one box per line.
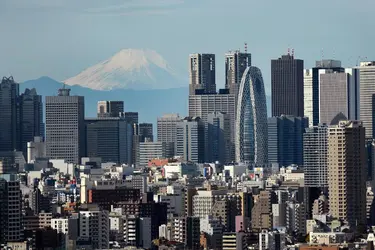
<box><xmin>20</xmin><ymin>88</ymin><xmax>43</xmax><ymax>158</ymax></box>
<box><xmin>138</xmin><ymin>123</ymin><xmax>153</xmax><ymax>142</ymax></box>
<box><xmin>0</xmin><ymin>77</ymin><xmax>20</xmax><ymax>152</ymax></box>
<box><xmin>271</xmin><ymin>54</ymin><xmax>304</xmax><ymax>117</ymax></box>
<box><xmin>97</xmin><ymin>101</ymin><xmax>124</xmax><ymax>118</ymax></box>
<box><xmin>235</xmin><ymin>66</ymin><xmax>268</xmax><ymax>165</ymax></box>
<box><xmin>303</xmin><ymin>124</ymin><xmax>328</xmax><ymax>188</ymax></box>
<box><xmin>157</xmin><ymin>114</ymin><xmax>182</xmax><ymax>158</ymax></box>
<box><xmin>328</xmin><ymin>120</ymin><xmax>366</xmax><ymax>229</ymax></box>
<box><xmin>189</xmin><ymin>93</ymin><xmax>236</xmax><ymax>162</ymax></box>
<box><xmin>304</xmin><ymin>60</ymin><xmax>344</xmax><ymax>126</ymax></box>
<box><xmin>46</xmin><ymin>88</ymin><xmax>85</xmax><ymax>164</ymax></box>
<box><xmin>359</xmin><ymin>61</ymin><xmax>375</xmax><ymax>138</ymax></box>
<box><xmin>207</xmin><ymin>112</ymin><xmax>231</xmax><ymax>164</ymax></box>
<box><xmin>268</xmin><ymin>115</ymin><xmax>308</xmax><ymax>167</ymax></box>
<box><xmin>86</xmin><ymin>117</ymin><xmax>132</xmax><ymax>164</ymax></box>
<box><xmin>176</xmin><ymin>117</ymin><xmax>205</xmax><ymax>163</ymax></box>
<box><xmin>319</xmin><ymin>68</ymin><xmax>359</xmax><ymax>125</ymax></box>
<box><xmin>189</xmin><ymin>54</ymin><xmax>216</xmax><ymax>95</ymax></box>
<box><xmin>0</xmin><ymin>174</ymin><xmax>23</xmax><ymax>243</ymax></box>
<box><xmin>225</xmin><ymin>50</ymin><xmax>251</xmax><ymax>99</ymax></box>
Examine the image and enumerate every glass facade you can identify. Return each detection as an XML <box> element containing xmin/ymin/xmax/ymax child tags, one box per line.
<box><xmin>235</xmin><ymin>67</ymin><xmax>268</xmax><ymax>165</ymax></box>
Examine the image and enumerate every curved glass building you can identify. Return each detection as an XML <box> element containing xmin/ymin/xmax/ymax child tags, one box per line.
<box><xmin>235</xmin><ymin>66</ymin><xmax>268</xmax><ymax>165</ymax></box>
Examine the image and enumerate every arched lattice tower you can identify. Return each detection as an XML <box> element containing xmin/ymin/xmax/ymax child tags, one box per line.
<box><xmin>235</xmin><ymin>66</ymin><xmax>268</xmax><ymax>165</ymax></box>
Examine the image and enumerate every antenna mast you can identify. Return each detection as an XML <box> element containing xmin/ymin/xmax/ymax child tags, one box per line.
<box><xmin>244</xmin><ymin>42</ymin><xmax>248</xmax><ymax>53</ymax></box>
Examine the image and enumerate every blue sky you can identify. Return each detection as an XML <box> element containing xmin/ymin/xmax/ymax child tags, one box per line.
<box><xmin>1</xmin><ymin>0</ymin><xmax>374</xmax><ymax>94</ymax></box>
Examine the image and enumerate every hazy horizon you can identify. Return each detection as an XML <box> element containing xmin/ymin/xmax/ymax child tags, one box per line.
<box><xmin>1</xmin><ymin>0</ymin><xmax>375</xmax><ymax>94</ymax></box>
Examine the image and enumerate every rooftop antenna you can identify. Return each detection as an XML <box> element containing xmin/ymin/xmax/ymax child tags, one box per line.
<box><xmin>287</xmin><ymin>48</ymin><xmax>290</xmax><ymax>56</ymax></box>
<box><xmin>321</xmin><ymin>48</ymin><xmax>324</xmax><ymax>64</ymax></box>
<box><xmin>292</xmin><ymin>48</ymin><xmax>295</xmax><ymax>57</ymax></box>
<box><xmin>244</xmin><ymin>42</ymin><xmax>248</xmax><ymax>54</ymax></box>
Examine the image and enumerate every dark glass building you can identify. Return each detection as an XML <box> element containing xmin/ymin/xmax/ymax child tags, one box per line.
<box><xmin>268</xmin><ymin>115</ymin><xmax>308</xmax><ymax>167</ymax></box>
<box><xmin>271</xmin><ymin>54</ymin><xmax>304</xmax><ymax>117</ymax></box>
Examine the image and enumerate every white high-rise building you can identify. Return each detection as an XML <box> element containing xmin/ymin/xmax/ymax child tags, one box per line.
<box><xmin>319</xmin><ymin>68</ymin><xmax>359</xmax><ymax>125</ymax></box>
<box><xmin>157</xmin><ymin>114</ymin><xmax>182</xmax><ymax>157</ymax></box>
<box><xmin>176</xmin><ymin>117</ymin><xmax>205</xmax><ymax>163</ymax></box>
<box><xmin>46</xmin><ymin>88</ymin><xmax>85</xmax><ymax>164</ymax></box>
<box><xmin>359</xmin><ymin>61</ymin><xmax>375</xmax><ymax>138</ymax></box>
<box><xmin>27</xmin><ymin>136</ymin><xmax>46</xmax><ymax>163</ymax></box>
<box><xmin>79</xmin><ymin>207</ymin><xmax>109</xmax><ymax>249</ymax></box>
<box><xmin>303</xmin><ymin>69</ymin><xmax>313</xmax><ymax>127</ymax></box>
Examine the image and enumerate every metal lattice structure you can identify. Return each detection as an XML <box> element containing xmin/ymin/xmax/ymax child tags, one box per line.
<box><xmin>235</xmin><ymin>66</ymin><xmax>268</xmax><ymax>165</ymax></box>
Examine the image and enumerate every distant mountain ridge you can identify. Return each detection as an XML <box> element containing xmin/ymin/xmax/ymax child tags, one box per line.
<box><xmin>64</xmin><ymin>49</ymin><xmax>186</xmax><ymax>91</ymax></box>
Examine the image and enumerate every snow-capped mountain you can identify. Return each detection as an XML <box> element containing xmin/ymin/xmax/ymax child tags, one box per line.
<box><xmin>64</xmin><ymin>49</ymin><xmax>185</xmax><ymax>91</ymax></box>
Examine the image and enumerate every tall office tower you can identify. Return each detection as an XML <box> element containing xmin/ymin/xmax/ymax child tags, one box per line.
<box><xmin>189</xmin><ymin>54</ymin><xmax>216</xmax><ymax>95</ymax></box>
<box><xmin>207</xmin><ymin>112</ymin><xmax>231</xmax><ymax>164</ymax></box>
<box><xmin>328</xmin><ymin>120</ymin><xmax>367</xmax><ymax>229</ymax></box>
<box><xmin>268</xmin><ymin>115</ymin><xmax>308</xmax><ymax>167</ymax></box>
<box><xmin>0</xmin><ymin>174</ymin><xmax>23</xmax><ymax>243</ymax></box>
<box><xmin>303</xmin><ymin>69</ymin><xmax>313</xmax><ymax>126</ymax></box>
<box><xmin>138</xmin><ymin>123</ymin><xmax>153</xmax><ymax>142</ymax></box>
<box><xmin>236</xmin><ymin>66</ymin><xmax>268</xmax><ymax>165</ymax></box>
<box><xmin>86</xmin><ymin>117</ymin><xmax>133</xmax><ymax>164</ymax></box>
<box><xmin>46</xmin><ymin>88</ymin><xmax>85</xmax><ymax>164</ymax></box>
<box><xmin>319</xmin><ymin>68</ymin><xmax>359</xmax><ymax>125</ymax></box>
<box><xmin>359</xmin><ymin>61</ymin><xmax>375</xmax><ymax>138</ymax></box>
<box><xmin>304</xmin><ymin>60</ymin><xmax>344</xmax><ymax>126</ymax></box>
<box><xmin>303</xmin><ymin>124</ymin><xmax>329</xmax><ymax>188</ymax></box>
<box><xmin>19</xmin><ymin>88</ymin><xmax>43</xmax><ymax>158</ymax></box>
<box><xmin>225</xmin><ymin>50</ymin><xmax>251</xmax><ymax>99</ymax></box>
<box><xmin>157</xmin><ymin>114</ymin><xmax>182</xmax><ymax>158</ymax></box>
<box><xmin>189</xmin><ymin>91</ymin><xmax>236</xmax><ymax>162</ymax></box>
<box><xmin>97</xmin><ymin>101</ymin><xmax>124</xmax><ymax>117</ymax></box>
<box><xmin>271</xmin><ymin>54</ymin><xmax>304</xmax><ymax>117</ymax></box>
<box><xmin>0</xmin><ymin>76</ymin><xmax>20</xmax><ymax>152</ymax></box>
<box><xmin>176</xmin><ymin>117</ymin><xmax>205</xmax><ymax>163</ymax></box>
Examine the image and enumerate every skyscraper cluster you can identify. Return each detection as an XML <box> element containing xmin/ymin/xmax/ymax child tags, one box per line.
<box><xmin>2</xmin><ymin>48</ymin><xmax>375</xmax><ymax>249</ymax></box>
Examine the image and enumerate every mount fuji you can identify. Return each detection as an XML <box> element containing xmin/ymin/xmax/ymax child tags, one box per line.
<box><xmin>64</xmin><ymin>49</ymin><xmax>185</xmax><ymax>91</ymax></box>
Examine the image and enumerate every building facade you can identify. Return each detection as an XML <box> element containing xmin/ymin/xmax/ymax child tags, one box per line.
<box><xmin>271</xmin><ymin>54</ymin><xmax>304</xmax><ymax>117</ymax></box>
<box><xmin>0</xmin><ymin>76</ymin><xmax>19</xmax><ymax>153</ymax></box>
<box><xmin>19</xmin><ymin>88</ymin><xmax>43</xmax><ymax>158</ymax></box>
<box><xmin>359</xmin><ymin>61</ymin><xmax>375</xmax><ymax>138</ymax></box>
<box><xmin>235</xmin><ymin>66</ymin><xmax>268</xmax><ymax>165</ymax></box>
<box><xmin>189</xmin><ymin>54</ymin><xmax>216</xmax><ymax>95</ymax></box>
<box><xmin>138</xmin><ymin>123</ymin><xmax>153</xmax><ymax>142</ymax></box>
<box><xmin>97</xmin><ymin>101</ymin><xmax>124</xmax><ymax>118</ymax></box>
<box><xmin>268</xmin><ymin>115</ymin><xmax>308</xmax><ymax>167</ymax></box>
<box><xmin>303</xmin><ymin>124</ymin><xmax>329</xmax><ymax>188</ymax></box>
<box><xmin>319</xmin><ymin>68</ymin><xmax>359</xmax><ymax>125</ymax></box>
<box><xmin>138</xmin><ymin>142</ymin><xmax>166</xmax><ymax>166</ymax></box>
<box><xmin>189</xmin><ymin>93</ymin><xmax>236</xmax><ymax>162</ymax></box>
<box><xmin>304</xmin><ymin>60</ymin><xmax>344</xmax><ymax>126</ymax></box>
<box><xmin>328</xmin><ymin>120</ymin><xmax>367</xmax><ymax>228</ymax></box>
<box><xmin>176</xmin><ymin>117</ymin><xmax>205</xmax><ymax>163</ymax></box>
<box><xmin>157</xmin><ymin>114</ymin><xmax>182</xmax><ymax>158</ymax></box>
<box><xmin>225</xmin><ymin>50</ymin><xmax>251</xmax><ymax>100</ymax></box>
<box><xmin>46</xmin><ymin>88</ymin><xmax>85</xmax><ymax>164</ymax></box>
<box><xmin>86</xmin><ymin>117</ymin><xmax>133</xmax><ymax>164</ymax></box>
<box><xmin>207</xmin><ymin>112</ymin><xmax>231</xmax><ymax>164</ymax></box>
